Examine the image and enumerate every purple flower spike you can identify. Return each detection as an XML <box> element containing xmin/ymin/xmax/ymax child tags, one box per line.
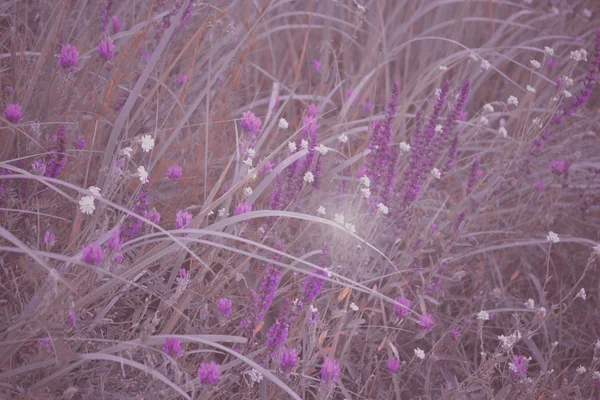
<box><xmin>198</xmin><ymin>361</ymin><xmax>220</xmax><ymax>385</ymax></box>
<box><xmin>177</xmin><ymin>74</ymin><xmax>187</xmax><ymax>85</ymax></box>
<box><xmin>176</xmin><ymin>210</ymin><xmax>192</xmax><ymax>229</ymax></box>
<box><xmin>5</xmin><ymin>103</ymin><xmax>23</xmax><ymax>123</ymax></box>
<box><xmin>111</xmin><ymin>15</ymin><xmax>122</xmax><ymax>34</ymax></box>
<box><xmin>59</xmin><ymin>44</ymin><xmax>79</xmax><ymax>69</ymax></box>
<box><xmin>82</xmin><ymin>243</ymin><xmax>103</xmax><ymax>265</ymax></box>
<box><xmin>321</xmin><ymin>358</ymin><xmax>341</xmax><ymax>383</ymax></box>
<box><xmin>393</xmin><ymin>297</ymin><xmax>411</xmax><ymax>318</ymax></box>
<box><xmin>235</xmin><ymin>202</ymin><xmax>252</xmax><ymax>215</ymax></box>
<box><xmin>509</xmin><ymin>355</ymin><xmax>529</xmax><ymax>378</ymax></box>
<box><xmin>218</xmin><ymin>298</ymin><xmax>232</xmax><ymax>318</ymax></box>
<box><xmin>167</xmin><ymin>165</ymin><xmax>183</xmax><ymax>179</ymax></box>
<box><xmin>241</xmin><ymin>111</ymin><xmax>262</xmax><ymax>140</ymax></box>
<box><xmin>386</xmin><ymin>357</ymin><xmax>401</xmax><ymax>373</ymax></box>
<box><xmin>163</xmin><ymin>337</ymin><xmax>183</xmax><ymax>358</ymax></box>
<box><xmin>37</xmin><ymin>336</ymin><xmax>53</xmax><ymax>354</ymax></box>
<box><xmin>73</xmin><ymin>136</ymin><xmax>86</xmax><ymax>149</ymax></box>
<box><xmin>312</xmin><ymin>59</ymin><xmax>322</xmax><ymax>72</ymax></box>
<box><xmin>418</xmin><ymin>312</ymin><xmax>435</xmax><ymax>330</ymax></box>
<box><xmin>98</xmin><ymin>39</ymin><xmax>115</xmax><ymax>60</ymax></box>
<box><xmin>280</xmin><ymin>348</ymin><xmax>298</xmax><ymax>373</ymax></box>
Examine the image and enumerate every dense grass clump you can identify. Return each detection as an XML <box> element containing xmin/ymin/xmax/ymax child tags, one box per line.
<box><xmin>1</xmin><ymin>1</ymin><xmax>600</xmax><ymax>399</ymax></box>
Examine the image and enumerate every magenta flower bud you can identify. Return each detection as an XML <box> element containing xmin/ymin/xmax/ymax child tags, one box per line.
<box><xmin>234</xmin><ymin>202</ymin><xmax>252</xmax><ymax>215</ymax></box>
<box><xmin>177</xmin><ymin>74</ymin><xmax>187</xmax><ymax>85</ymax></box>
<box><xmin>175</xmin><ymin>210</ymin><xmax>192</xmax><ymax>229</ymax></box>
<box><xmin>312</xmin><ymin>59</ymin><xmax>321</xmax><ymax>72</ymax></box>
<box><xmin>241</xmin><ymin>111</ymin><xmax>262</xmax><ymax>139</ymax></box>
<box><xmin>82</xmin><ymin>243</ymin><xmax>103</xmax><ymax>265</ymax></box>
<box><xmin>167</xmin><ymin>165</ymin><xmax>183</xmax><ymax>179</ymax></box>
<box><xmin>69</xmin><ymin>311</ymin><xmax>77</xmax><ymax>327</ymax></box>
<box><xmin>393</xmin><ymin>297</ymin><xmax>411</xmax><ymax>318</ymax></box>
<box><xmin>198</xmin><ymin>361</ymin><xmax>220</xmax><ymax>385</ymax></box>
<box><xmin>73</xmin><ymin>136</ymin><xmax>86</xmax><ymax>149</ymax></box>
<box><xmin>163</xmin><ymin>337</ymin><xmax>183</xmax><ymax>358</ymax></box>
<box><xmin>321</xmin><ymin>358</ymin><xmax>341</xmax><ymax>383</ymax></box>
<box><xmin>418</xmin><ymin>312</ymin><xmax>435</xmax><ymax>330</ymax></box>
<box><xmin>5</xmin><ymin>103</ymin><xmax>23</xmax><ymax>123</ymax></box>
<box><xmin>509</xmin><ymin>355</ymin><xmax>529</xmax><ymax>378</ymax></box>
<box><xmin>44</xmin><ymin>230</ymin><xmax>56</xmax><ymax>248</ymax></box>
<box><xmin>386</xmin><ymin>357</ymin><xmax>401</xmax><ymax>373</ymax></box>
<box><xmin>59</xmin><ymin>44</ymin><xmax>79</xmax><ymax>69</ymax></box>
<box><xmin>279</xmin><ymin>348</ymin><xmax>298</xmax><ymax>373</ymax></box>
<box><xmin>111</xmin><ymin>15</ymin><xmax>122</xmax><ymax>34</ymax></box>
<box><xmin>218</xmin><ymin>298</ymin><xmax>232</xmax><ymax>318</ymax></box>
<box><xmin>98</xmin><ymin>39</ymin><xmax>115</xmax><ymax>60</ymax></box>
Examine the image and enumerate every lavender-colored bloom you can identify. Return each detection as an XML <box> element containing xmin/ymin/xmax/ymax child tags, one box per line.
<box><xmin>44</xmin><ymin>124</ymin><xmax>67</xmax><ymax>178</ymax></box>
<box><xmin>100</xmin><ymin>0</ymin><xmax>114</xmax><ymax>33</ymax></box>
<box><xmin>37</xmin><ymin>336</ymin><xmax>53</xmax><ymax>354</ymax></box>
<box><xmin>73</xmin><ymin>136</ymin><xmax>86</xmax><ymax>149</ymax></box>
<box><xmin>551</xmin><ymin>160</ymin><xmax>566</xmax><ymax>174</ymax></box>
<box><xmin>59</xmin><ymin>44</ymin><xmax>79</xmax><ymax>69</ymax></box>
<box><xmin>5</xmin><ymin>103</ymin><xmax>23</xmax><ymax>123</ymax></box>
<box><xmin>107</xmin><ymin>228</ymin><xmax>122</xmax><ymax>252</ymax></box>
<box><xmin>509</xmin><ymin>355</ymin><xmax>529</xmax><ymax>378</ymax></box>
<box><xmin>98</xmin><ymin>39</ymin><xmax>116</xmax><ymax>60</ymax></box>
<box><xmin>167</xmin><ymin>165</ymin><xmax>183</xmax><ymax>179</ymax></box>
<box><xmin>535</xmin><ymin>180</ymin><xmax>545</xmax><ymax>191</ymax></box>
<box><xmin>175</xmin><ymin>210</ymin><xmax>192</xmax><ymax>229</ymax></box>
<box><xmin>235</xmin><ymin>202</ymin><xmax>252</xmax><ymax>215</ymax></box>
<box><xmin>241</xmin><ymin>111</ymin><xmax>262</xmax><ymax>140</ymax></box>
<box><xmin>178</xmin><ymin>268</ymin><xmax>188</xmax><ymax>281</ymax></box>
<box><xmin>279</xmin><ymin>348</ymin><xmax>298</xmax><ymax>373</ymax></box>
<box><xmin>258</xmin><ymin>265</ymin><xmax>282</xmax><ymax>315</ymax></box>
<box><xmin>31</xmin><ymin>160</ymin><xmax>47</xmax><ymax>176</ymax></box>
<box><xmin>218</xmin><ymin>298</ymin><xmax>232</xmax><ymax>318</ymax></box>
<box><xmin>321</xmin><ymin>358</ymin><xmax>341</xmax><ymax>383</ymax></box>
<box><xmin>111</xmin><ymin>15</ymin><xmax>121</xmax><ymax>34</ymax></box>
<box><xmin>144</xmin><ymin>209</ymin><xmax>161</xmax><ymax>224</ymax></box>
<box><xmin>302</xmin><ymin>243</ymin><xmax>329</xmax><ymax>304</ymax></box>
<box><xmin>386</xmin><ymin>357</ymin><xmax>401</xmax><ymax>373</ymax></box>
<box><xmin>198</xmin><ymin>361</ymin><xmax>220</xmax><ymax>385</ymax></box>
<box><xmin>44</xmin><ymin>230</ymin><xmax>56</xmax><ymax>248</ymax></box>
<box><xmin>265</xmin><ymin>318</ymin><xmax>289</xmax><ymax>354</ymax></box>
<box><xmin>418</xmin><ymin>312</ymin><xmax>435</xmax><ymax>330</ymax></box>
<box><xmin>393</xmin><ymin>297</ymin><xmax>411</xmax><ymax>318</ymax></box>
<box><xmin>163</xmin><ymin>337</ymin><xmax>183</xmax><ymax>357</ymax></box>
<box><xmin>82</xmin><ymin>243</ymin><xmax>103</xmax><ymax>265</ymax></box>
<box><xmin>177</xmin><ymin>74</ymin><xmax>187</xmax><ymax>85</ymax></box>
<box><xmin>312</xmin><ymin>59</ymin><xmax>321</xmax><ymax>72</ymax></box>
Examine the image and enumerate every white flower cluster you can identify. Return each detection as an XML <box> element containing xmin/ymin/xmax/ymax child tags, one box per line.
<box><xmin>547</xmin><ymin>231</ymin><xmax>559</xmax><ymax>243</ymax></box>
<box><xmin>278</xmin><ymin>118</ymin><xmax>288</xmax><ymax>130</ymax></box>
<box><xmin>430</xmin><ymin>168</ymin><xmax>441</xmax><ymax>180</ymax></box>
<box><xmin>399</xmin><ymin>142</ymin><xmax>411</xmax><ymax>153</ymax></box>
<box><xmin>570</xmin><ymin>48</ymin><xmax>588</xmax><ymax>62</ymax></box>
<box><xmin>507</xmin><ymin>95</ymin><xmax>519</xmax><ymax>106</ymax></box>
<box><xmin>498</xmin><ymin>331</ymin><xmax>521</xmax><ymax>350</ymax></box>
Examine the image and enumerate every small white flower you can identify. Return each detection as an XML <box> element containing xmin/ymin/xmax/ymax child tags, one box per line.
<box><xmin>508</xmin><ymin>95</ymin><xmax>519</xmax><ymax>106</ymax></box>
<box><xmin>138</xmin><ymin>166</ymin><xmax>149</xmax><ymax>184</ymax></box>
<box><xmin>480</xmin><ymin>59</ymin><xmax>491</xmax><ymax>70</ymax></box>
<box><xmin>469</xmin><ymin>52</ymin><xmax>479</xmax><ymax>61</ymax></box>
<box><xmin>525</xmin><ymin>298</ymin><xmax>535</xmax><ymax>309</ymax></box>
<box><xmin>317</xmin><ymin>206</ymin><xmax>326</xmax><ymax>215</ymax></box>
<box><xmin>439</xmin><ymin>65</ymin><xmax>448</xmax><ymax>71</ymax></box>
<box><xmin>258</xmin><ymin>226</ymin><xmax>265</xmax><ymax>235</ymax></box>
<box><xmin>498</xmin><ymin>127</ymin><xmax>508</xmax><ymax>138</ymax></box>
<box><xmin>576</xmin><ymin>365</ymin><xmax>587</xmax><ymax>374</ymax></box>
<box><xmin>123</xmin><ymin>147</ymin><xmax>134</xmax><ymax>158</ymax></box>
<box><xmin>309</xmin><ymin>304</ymin><xmax>318</xmax><ymax>314</ymax></box>
<box><xmin>480</xmin><ymin>116</ymin><xmax>489</xmax><ymax>125</ymax></box>
<box><xmin>530</xmin><ymin>59</ymin><xmax>541</xmax><ymax>69</ymax></box>
<box><xmin>583</xmin><ymin>9</ymin><xmax>592</xmax><ymax>18</ymax></box>
<box><xmin>594</xmin><ymin>371</ymin><xmax>600</xmax><ymax>380</ymax></box>
<box><xmin>483</xmin><ymin>103</ymin><xmax>494</xmax><ymax>113</ymax></box>
<box><xmin>538</xmin><ymin>306</ymin><xmax>547</xmax><ymax>317</ymax></box>
<box><xmin>377</xmin><ymin>202</ymin><xmax>389</xmax><ymax>215</ymax></box>
<box><xmin>242</xmin><ymin>158</ymin><xmax>253</xmax><ymax>168</ymax></box>
<box><xmin>248</xmin><ymin>368</ymin><xmax>263</xmax><ymax>385</ymax></box>
<box><xmin>526</xmin><ymin>85</ymin><xmax>536</xmax><ymax>93</ymax></box>
<box><xmin>300</xmin><ymin>139</ymin><xmax>309</xmax><ymax>150</ymax></box>
<box><xmin>293</xmin><ymin>298</ymin><xmax>303</xmax><ymax>307</ymax></box>
<box><xmin>243</xmin><ymin>186</ymin><xmax>253</xmax><ymax>197</ymax></box>
<box><xmin>563</xmin><ymin>90</ymin><xmax>572</xmax><ymax>98</ymax></box>
<box><xmin>79</xmin><ymin>196</ymin><xmax>96</xmax><ymax>214</ymax></box>
<box><xmin>247</xmin><ymin>148</ymin><xmax>256</xmax><ymax>158</ymax></box>
<box><xmin>218</xmin><ymin>208</ymin><xmax>226</xmax><ymax>217</ymax></box>
<box><xmin>399</xmin><ymin>142</ymin><xmax>411</xmax><ymax>153</ymax></box>
<box><xmin>570</xmin><ymin>49</ymin><xmax>588</xmax><ymax>62</ymax></box>
<box><xmin>350</xmin><ymin>302</ymin><xmax>359</xmax><ymax>311</ymax></box>
<box><xmin>576</xmin><ymin>288</ymin><xmax>586</xmax><ymax>300</ymax></box>
<box><xmin>324</xmin><ymin>268</ymin><xmax>332</xmax><ymax>278</ymax></box>
<box><xmin>338</xmin><ymin>133</ymin><xmax>348</xmax><ymax>143</ymax></box>
<box><xmin>334</xmin><ymin>213</ymin><xmax>345</xmax><ymax>225</ymax></box>
<box><xmin>303</xmin><ymin>171</ymin><xmax>314</xmax><ymax>183</ymax></box>
<box><xmin>344</xmin><ymin>222</ymin><xmax>356</xmax><ymax>235</ymax></box>
<box><xmin>498</xmin><ymin>331</ymin><xmax>521</xmax><ymax>350</ymax></box>
<box><xmin>435</xmin><ymin>88</ymin><xmax>442</xmax><ymax>100</ymax></box>
<box><xmin>477</xmin><ymin>310</ymin><xmax>490</xmax><ymax>321</ymax></box>
<box><xmin>544</xmin><ymin>46</ymin><xmax>554</xmax><ymax>56</ymax></box>
<box><xmin>532</xmin><ymin>117</ymin><xmax>542</xmax><ymax>127</ymax></box>
<box><xmin>88</xmin><ymin>186</ymin><xmax>101</xmax><ymax>197</ymax></box>
<box><xmin>414</xmin><ymin>348</ymin><xmax>426</xmax><ymax>360</ymax></box>
<box><xmin>359</xmin><ymin>176</ymin><xmax>371</xmax><ymax>188</ymax></box>
<box><xmin>594</xmin><ymin>244</ymin><xmax>600</xmax><ymax>255</ymax></box>
<box><xmin>430</xmin><ymin>168</ymin><xmax>441</xmax><ymax>179</ymax></box>
<box><xmin>547</xmin><ymin>231</ymin><xmax>559</xmax><ymax>243</ymax></box>
<box><xmin>551</xmin><ymin>341</ymin><xmax>558</xmax><ymax>348</ymax></box>
<box><xmin>551</xmin><ymin>96</ymin><xmax>558</xmax><ymax>102</ymax></box>
<box><xmin>316</xmin><ymin>144</ymin><xmax>328</xmax><ymax>155</ymax></box>
<box><xmin>288</xmin><ymin>141</ymin><xmax>297</xmax><ymax>152</ymax></box>
<box><xmin>360</xmin><ymin>187</ymin><xmax>371</xmax><ymax>199</ymax></box>
<box><xmin>435</xmin><ymin>124</ymin><xmax>443</xmax><ymax>133</ymax></box>
<box><xmin>208</xmin><ymin>210</ymin><xmax>215</xmax><ymax>216</ymax></box>
<box><xmin>278</xmin><ymin>118</ymin><xmax>289</xmax><ymax>130</ymax></box>
<box><xmin>140</xmin><ymin>135</ymin><xmax>155</xmax><ymax>152</ymax></box>
<box><xmin>562</xmin><ymin>76</ymin><xmax>574</xmax><ymax>87</ymax></box>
